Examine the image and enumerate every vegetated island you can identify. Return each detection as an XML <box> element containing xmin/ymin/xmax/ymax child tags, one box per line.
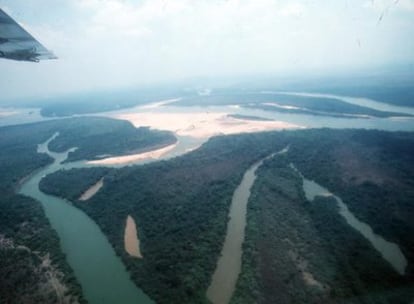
<box><xmin>40</xmin><ymin>128</ymin><xmax>414</xmax><ymax>303</ymax></box>
<box><xmin>0</xmin><ymin>116</ymin><xmax>176</xmax><ymax>303</ymax></box>
<box><xmin>174</xmin><ymin>93</ymin><xmax>412</xmax><ymax>118</ymax></box>
<box><xmin>46</xmin><ymin>116</ymin><xmax>176</xmax><ymax>162</ymax></box>
<box><xmin>299</xmin><ymin>83</ymin><xmax>414</xmax><ymax>107</ymax></box>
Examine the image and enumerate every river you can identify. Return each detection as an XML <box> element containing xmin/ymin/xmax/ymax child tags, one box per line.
<box><xmin>207</xmin><ymin>147</ymin><xmax>289</xmax><ymax>304</ymax></box>
<box><xmin>19</xmin><ymin>134</ymin><xmax>154</xmax><ymax>304</ymax></box>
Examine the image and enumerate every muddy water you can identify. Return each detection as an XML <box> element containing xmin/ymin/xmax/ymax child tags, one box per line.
<box><xmin>19</xmin><ymin>134</ymin><xmax>154</xmax><ymax>304</ymax></box>
<box><xmin>207</xmin><ymin>147</ymin><xmax>288</xmax><ymax>304</ymax></box>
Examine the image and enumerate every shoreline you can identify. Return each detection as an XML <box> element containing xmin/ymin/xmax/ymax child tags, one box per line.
<box><xmin>87</xmin><ymin>142</ymin><xmax>178</xmax><ymax>165</ymax></box>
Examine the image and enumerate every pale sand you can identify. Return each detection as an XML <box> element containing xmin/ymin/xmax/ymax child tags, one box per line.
<box><xmin>0</xmin><ymin>110</ymin><xmax>18</xmax><ymax>117</ymax></box>
<box><xmin>87</xmin><ymin>142</ymin><xmax>177</xmax><ymax>165</ymax></box>
<box><xmin>113</xmin><ymin>111</ymin><xmax>302</xmax><ymax>139</ymax></box>
<box><xmin>79</xmin><ymin>178</ymin><xmax>104</xmax><ymax>201</ymax></box>
<box><xmin>124</xmin><ymin>215</ymin><xmax>142</xmax><ymax>258</ymax></box>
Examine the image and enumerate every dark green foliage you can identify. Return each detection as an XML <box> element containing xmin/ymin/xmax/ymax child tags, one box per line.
<box><xmin>233</xmin><ymin>153</ymin><xmax>414</xmax><ymax>304</ymax></box>
<box><xmin>40</xmin><ymin>167</ymin><xmax>112</xmax><ymax>201</ymax></box>
<box><xmin>287</xmin><ymin>129</ymin><xmax>414</xmax><ymax>278</ymax></box>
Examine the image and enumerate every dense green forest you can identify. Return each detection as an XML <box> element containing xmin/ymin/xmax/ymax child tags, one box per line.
<box><xmin>0</xmin><ymin>116</ymin><xmax>175</xmax><ymax>303</ymax></box>
<box><xmin>173</xmin><ymin>93</ymin><xmax>410</xmax><ymax>118</ymax></box>
<box><xmin>40</xmin><ymin>128</ymin><xmax>414</xmax><ymax>303</ymax></box>
<box><xmin>286</xmin><ymin>129</ymin><xmax>414</xmax><ymax>278</ymax></box>
<box><xmin>232</xmin><ymin>151</ymin><xmax>414</xmax><ymax>303</ymax></box>
<box><xmin>40</xmin><ymin>167</ymin><xmax>112</xmax><ymax>201</ymax></box>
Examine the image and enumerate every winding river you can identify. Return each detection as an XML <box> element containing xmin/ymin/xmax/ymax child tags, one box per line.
<box><xmin>207</xmin><ymin>147</ymin><xmax>289</xmax><ymax>304</ymax></box>
<box><xmin>19</xmin><ymin>134</ymin><xmax>154</xmax><ymax>304</ymax></box>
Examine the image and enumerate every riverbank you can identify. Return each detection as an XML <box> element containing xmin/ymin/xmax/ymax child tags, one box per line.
<box><xmin>87</xmin><ymin>142</ymin><xmax>178</xmax><ymax>165</ymax></box>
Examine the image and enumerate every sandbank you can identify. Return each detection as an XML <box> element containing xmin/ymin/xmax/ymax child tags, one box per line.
<box><xmin>79</xmin><ymin>178</ymin><xmax>104</xmax><ymax>201</ymax></box>
<box><xmin>113</xmin><ymin>111</ymin><xmax>302</xmax><ymax>139</ymax></box>
<box><xmin>87</xmin><ymin>143</ymin><xmax>177</xmax><ymax>165</ymax></box>
<box><xmin>124</xmin><ymin>215</ymin><xmax>142</xmax><ymax>258</ymax></box>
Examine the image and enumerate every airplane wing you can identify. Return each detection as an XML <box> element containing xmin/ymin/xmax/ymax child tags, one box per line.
<box><xmin>0</xmin><ymin>8</ymin><xmax>57</xmax><ymax>62</ymax></box>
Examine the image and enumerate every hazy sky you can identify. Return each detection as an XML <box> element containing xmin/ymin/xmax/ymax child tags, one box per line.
<box><xmin>0</xmin><ymin>0</ymin><xmax>413</xmax><ymax>101</ymax></box>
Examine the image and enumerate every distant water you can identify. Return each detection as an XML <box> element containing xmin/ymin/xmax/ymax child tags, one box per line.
<box><xmin>274</xmin><ymin>91</ymin><xmax>414</xmax><ymax>116</ymax></box>
<box><xmin>2</xmin><ymin>93</ymin><xmax>414</xmax><ymax>132</ymax></box>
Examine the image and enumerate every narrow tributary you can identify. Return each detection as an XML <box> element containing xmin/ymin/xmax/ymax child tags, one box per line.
<box><xmin>207</xmin><ymin>146</ymin><xmax>289</xmax><ymax>304</ymax></box>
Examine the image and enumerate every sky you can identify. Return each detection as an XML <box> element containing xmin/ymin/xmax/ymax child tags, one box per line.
<box><xmin>0</xmin><ymin>0</ymin><xmax>414</xmax><ymax>102</ymax></box>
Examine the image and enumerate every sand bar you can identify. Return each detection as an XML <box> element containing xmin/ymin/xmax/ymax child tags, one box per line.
<box><xmin>124</xmin><ymin>215</ymin><xmax>142</xmax><ymax>258</ymax></box>
<box><xmin>79</xmin><ymin>178</ymin><xmax>104</xmax><ymax>201</ymax></box>
<box><xmin>114</xmin><ymin>111</ymin><xmax>302</xmax><ymax>139</ymax></box>
<box><xmin>87</xmin><ymin>143</ymin><xmax>177</xmax><ymax>165</ymax></box>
